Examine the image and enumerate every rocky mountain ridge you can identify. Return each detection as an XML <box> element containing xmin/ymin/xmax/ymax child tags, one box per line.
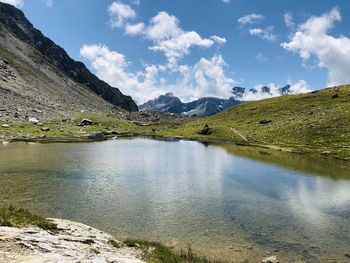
<box><xmin>139</xmin><ymin>93</ymin><xmax>241</xmax><ymax>116</ymax></box>
<box><xmin>0</xmin><ymin>2</ymin><xmax>137</xmax><ymax>119</ymax></box>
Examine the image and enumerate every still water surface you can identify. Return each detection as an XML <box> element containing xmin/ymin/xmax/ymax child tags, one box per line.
<box><xmin>0</xmin><ymin>139</ymin><xmax>349</xmax><ymax>262</ymax></box>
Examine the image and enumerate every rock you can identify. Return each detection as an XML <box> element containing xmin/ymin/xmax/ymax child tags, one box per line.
<box><xmin>262</xmin><ymin>255</ymin><xmax>279</xmax><ymax>263</ymax></box>
<box><xmin>0</xmin><ymin>218</ymin><xmax>144</xmax><ymax>263</ymax></box>
<box><xmin>14</xmin><ymin>112</ymin><xmax>20</xmax><ymax>118</ymax></box>
<box><xmin>41</xmin><ymin>127</ymin><xmax>50</xmax><ymax>132</ymax></box>
<box><xmin>1</xmin><ymin>124</ymin><xmax>10</xmax><ymax>128</ymax></box>
<box><xmin>260</xmin><ymin>119</ymin><xmax>272</xmax><ymax>125</ymax></box>
<box><xmin>198</xmin><ymin>124</ymin><xmax>212</xmax><ymax>135</ymax></box>
<box><xmin>331</xmin><ymin>94</ymin><xmax>339</xmax><ymax>99</ymax></box>
<box><xmin>79</xmin><ymin>118</ymin><xmax>93</xmax><ymax>126</ymax></box>
<box><xmin>28</xmin><ymin>117</ymin><xmax>39</xmax><ymax>124</ymax></box>
<box><xmin>344</xmin><ymin>253</ymin><xmax>350</xmax><ymax>258</ymax></box>
<box><xmin>322</xmin><ymin>151</ymin><xmax>331</xmax><ymax>155</ymax></box>
<box><xmin>88</xmin><ymin>132</ymin><xmax>106</xmax><ymax>141</ymax></box>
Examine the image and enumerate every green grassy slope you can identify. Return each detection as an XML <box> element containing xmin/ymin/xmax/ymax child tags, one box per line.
<box><xmin>159</xmin><ymin>85</ymin><xmax>350</xmax><ymax>160</ymax></box>
<box><xmin>1</xmin><ymin>85</ymin><xmax>349</xmax><ymax>161</ymax></box>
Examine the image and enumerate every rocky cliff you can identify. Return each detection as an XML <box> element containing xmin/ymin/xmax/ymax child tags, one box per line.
<box><xmin>0</xmin><ymin>2</ymin><xmax>138</xmax><ymax>116</ymax></box>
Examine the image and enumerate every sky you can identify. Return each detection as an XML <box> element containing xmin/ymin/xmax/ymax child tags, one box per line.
<box><xmin>1</xmin><ymin>0</ymin><xmax>350</xmax><ymax>103</ymax></box>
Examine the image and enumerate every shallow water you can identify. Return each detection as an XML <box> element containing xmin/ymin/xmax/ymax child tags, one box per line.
<box><xmin>0</xmin><ymin>139</ymin><xmax>349</xmax><ymax>262</ymax></box>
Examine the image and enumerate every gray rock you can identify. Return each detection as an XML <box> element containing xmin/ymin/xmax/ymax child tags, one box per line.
<box><xmin>41</xmin><ymin>127</ymin><xmax>50</xmax><ymax>132</ymax></box>
<box><xmin>2</xmin><ymin>124</ymin><xmax>10</xmax><ymax>128</ymax></box>
<box><xmin>79</xmin><ymin>118</ymin><xmax>93</xmax><ymax>126</ymax></box>
<box><xmin>28</xmin><ymin>117</ymin><xmax>39</xmax><ymax>124</ymax></box>
<box><xmin>88</xmin><ymin>132</ymin><xmax>106</xmax><ymax>141</ymax></box>
<box><xmin>262</xmin><ymin>255</ymin><xmax>279</xmax><ymax>263</ymax></box>
<box><xmin>199</xmin><ymin>124</ymin><xmax>212</xmax><ymax>135</ymax></box>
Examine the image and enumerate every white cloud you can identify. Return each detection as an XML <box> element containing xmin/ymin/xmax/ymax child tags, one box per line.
<box><xmin>284</xmin><ymin>12</ymin><xmax>295</xmax><ymax>29</ymax></box>
<box><xmin>249</xmin><ymin>26</ymin><xmax>277</xmax><ymax>41</ymax></box>
<box><xmin>222</xmin><ymin>0</ymin><xmax>230</xmax><ymax>3</ymax></box>
<box><xmin>80</xmin><ymin>44</ymin><xmax>235</xmax><ymax>103</ymax></box>
<box><xmin>149</xmin><ymin>30</ymin><xmax>214</xmax><ymax>65</ymax></box>
<box><xmin>125</xmin><ymin>22</ymin><xmax>145</xmax><ymax>35</ymax></box>
<box><xmin>238</xmin><ymin>13</ymin><xmax>265</xmax><ymax>25</ymax></box>
<box><xmin>116</xmin><ymin>11</ymin><xmax>217</xmax><ymax>65</ymax></box>
<box><xmin>240</xmin><ymin>80</ymin><xmax>310</xmax><ymax>101</ymax></box>
<box><xmin>281</xmin><ymin>7</ymin><xmax>350</xmax><ymax>86</ymax></box>
<box><xmin>0</xmin><ymin>0</ymin><xmax>24</xmax><ymax>8</ymax></box>
<box><xmin>255</xmin><ymin>52</ymin><xmax>268</xmax><ymax>62</ymax></box>
<box><xmin>211</xmin><ymin>35</ymin><xmax>227</xmax><ymax>45</ymax></box>
<box><xmin>108</xmin><ymin>1</ymin><xmax>136</xmax><ymax>28</ymax></box>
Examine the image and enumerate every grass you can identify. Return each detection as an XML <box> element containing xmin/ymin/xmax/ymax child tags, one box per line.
<box><xmin>1</xmin><ymin>85</ymin><xmax>350</xmax><ymax>161</ymax></box>
<box><xmin>0</xmin><ymin>206</ymin><xmax>57</xmax><ymax>231</ymax></box>
<box><xmin>124</xmin><ymin>239</ymin><xmax>227</xmax><ymax>263</ymax></box>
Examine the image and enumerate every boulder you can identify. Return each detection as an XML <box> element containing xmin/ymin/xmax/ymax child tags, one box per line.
<box><xmin>41</xmin><ymin>127</ymin><xmax>50</xmax><ymax>132</ymax></box>
<box><xmin>2</xmin><ymin>124</ymin><xmax>10</xmax><ymax>128</ymax></box>
<box><xmin>199</xmin><ymin>124</ymin><xmax>212</xmax><ymax>135</ymax></box>
<box><xmin>262</xmin><ymin>255</ymin><xmax>279</xmax><ymax>263</ymax></box>
<box><xmin>88</xmin><ymin>132</ymin><xmax>106</xmax><ymax>141</ymax></box>
<box><xmin>28</xmin><ymin>117</ymin><xmax>39</xmax><ymax>124</ymax></box>
<box><xmin>79</xmin><ymin>118</ymin><xmax>93</xmax><ymax>126</ymax></box>
<box><xmin>331</xmin><ymin>94</ymin><xmax>339</xmax><ymax>99</ymax></box>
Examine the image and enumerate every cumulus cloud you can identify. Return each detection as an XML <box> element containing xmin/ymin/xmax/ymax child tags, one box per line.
<box><xmin>108</xmin><ymin>1</ymin><xmax>136</xmax><ymax>28</ymax></box>
<box><xmin>222</xmin><ymin>0</ymin><xmax>230</xmax><ymax>3</ymax></box>
<box><xmin>249</xmin><ymin>26</ymin><xmax>276</xmax><ymax>41</ymax></box>
<box><xmin>238</xmin><ymin>13</ymin><xmax>265</xmax><ymax>25</ymax></box>
<box><xmin>281</xmin><ymin>7</ymin><xmax>350</xmax><ymax>86</ymax></box>
<box><xmin>80</xmin><ymin>44</ymin><xmax>235</xmax><ymax>103</ymax></box>
<box><xmin>0</xmin><ymin>0</ymin><xmax>24</xmax><ymax>7</ymax></box>
<box><xmin>125</xmin><ymin>22</ymin><xmax>145</xmax><ymax>35</ymax></box>
<box><xmin>239</xmin><ymin>80</ymin><xmax>310</xmax><ymax>101</ymax></box>
<box><xmin>113</xmin><ymin>10</ymin><xmax>224</xmax><ymax>66</ymax></box>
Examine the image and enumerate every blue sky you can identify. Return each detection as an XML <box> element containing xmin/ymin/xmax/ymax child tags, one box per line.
<box><xmin>2</xmin><ymin>0</ymin><xmax>350</xmax><ymax>103</ymax></box>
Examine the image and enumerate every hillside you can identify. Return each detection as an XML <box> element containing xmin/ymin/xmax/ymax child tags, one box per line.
<box><xmin>158</xmin><ymin>85</ymin><xmax>350</xmax><ymax>160</ymax></box>
<box><xmin>0</xmin><ymin>2</ymin><xmax>137</xmax><ymax>123</ymax></box>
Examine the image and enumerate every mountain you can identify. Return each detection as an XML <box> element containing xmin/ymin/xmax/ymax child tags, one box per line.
<box><xmin>0</xmin><ymin>2</ymin><xmax>137</xmax><ymax>120</ymax></box>
<box><xmin>139</xmin><ymin>93</ymin><xmax>241</xmax><ymax>116</ymax></box>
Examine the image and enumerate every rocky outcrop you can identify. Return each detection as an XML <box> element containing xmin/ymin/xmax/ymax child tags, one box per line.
<box><xmin>0</xmin><ymin>218</ymin><xmax>144</xmax><ymax>263</ymax></box>
<box><xmin>0</xmin><ymin>2</ymin><xmax>138</xmax><ymax>112</ymax></box>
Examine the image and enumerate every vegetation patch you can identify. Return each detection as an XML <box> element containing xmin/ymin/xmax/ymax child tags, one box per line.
<box><xmin>0</xmin><ymin>206</ymin><xmax>57</xmax><ymax>231</ymax></box>
<box><xmin>124</xmin><ymin>239</ymin><xmax>227</xmax><ymax>263</ymax></box>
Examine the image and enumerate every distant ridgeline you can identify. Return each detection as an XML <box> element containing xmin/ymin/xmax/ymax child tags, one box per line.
<box><xmin>139</xmin><ymin>84</ymin><xmax>293</xmax><ymax>117</ymax></box>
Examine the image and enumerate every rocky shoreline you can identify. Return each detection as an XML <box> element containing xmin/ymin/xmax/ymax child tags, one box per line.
<box><xmin>0</xmin><ymin>218</ymin><xmax>144</xmax><ymax>263</ymax></box>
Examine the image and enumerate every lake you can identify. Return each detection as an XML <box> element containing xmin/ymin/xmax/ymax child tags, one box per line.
<box><xmin>0</xmin><ymin>138</ymin><xmax>349</xmax><ymax>262</ymax></box>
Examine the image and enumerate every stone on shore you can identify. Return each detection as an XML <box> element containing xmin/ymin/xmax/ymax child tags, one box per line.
<box><xmin>262</xmin><ymin>255</ymin><xmax>279</xmax><ymax>263</ymax></box>
<box><xmin>0</xmin><ymin>218</ymin><xmax>144</xmax><ymax>263</ymax></box>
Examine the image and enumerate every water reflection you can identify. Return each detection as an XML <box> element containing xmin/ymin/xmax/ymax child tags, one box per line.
<box><xmin>0</xmin><ymin>139</ymin><xmax>349</xmax><ymax>262</ymax></box>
